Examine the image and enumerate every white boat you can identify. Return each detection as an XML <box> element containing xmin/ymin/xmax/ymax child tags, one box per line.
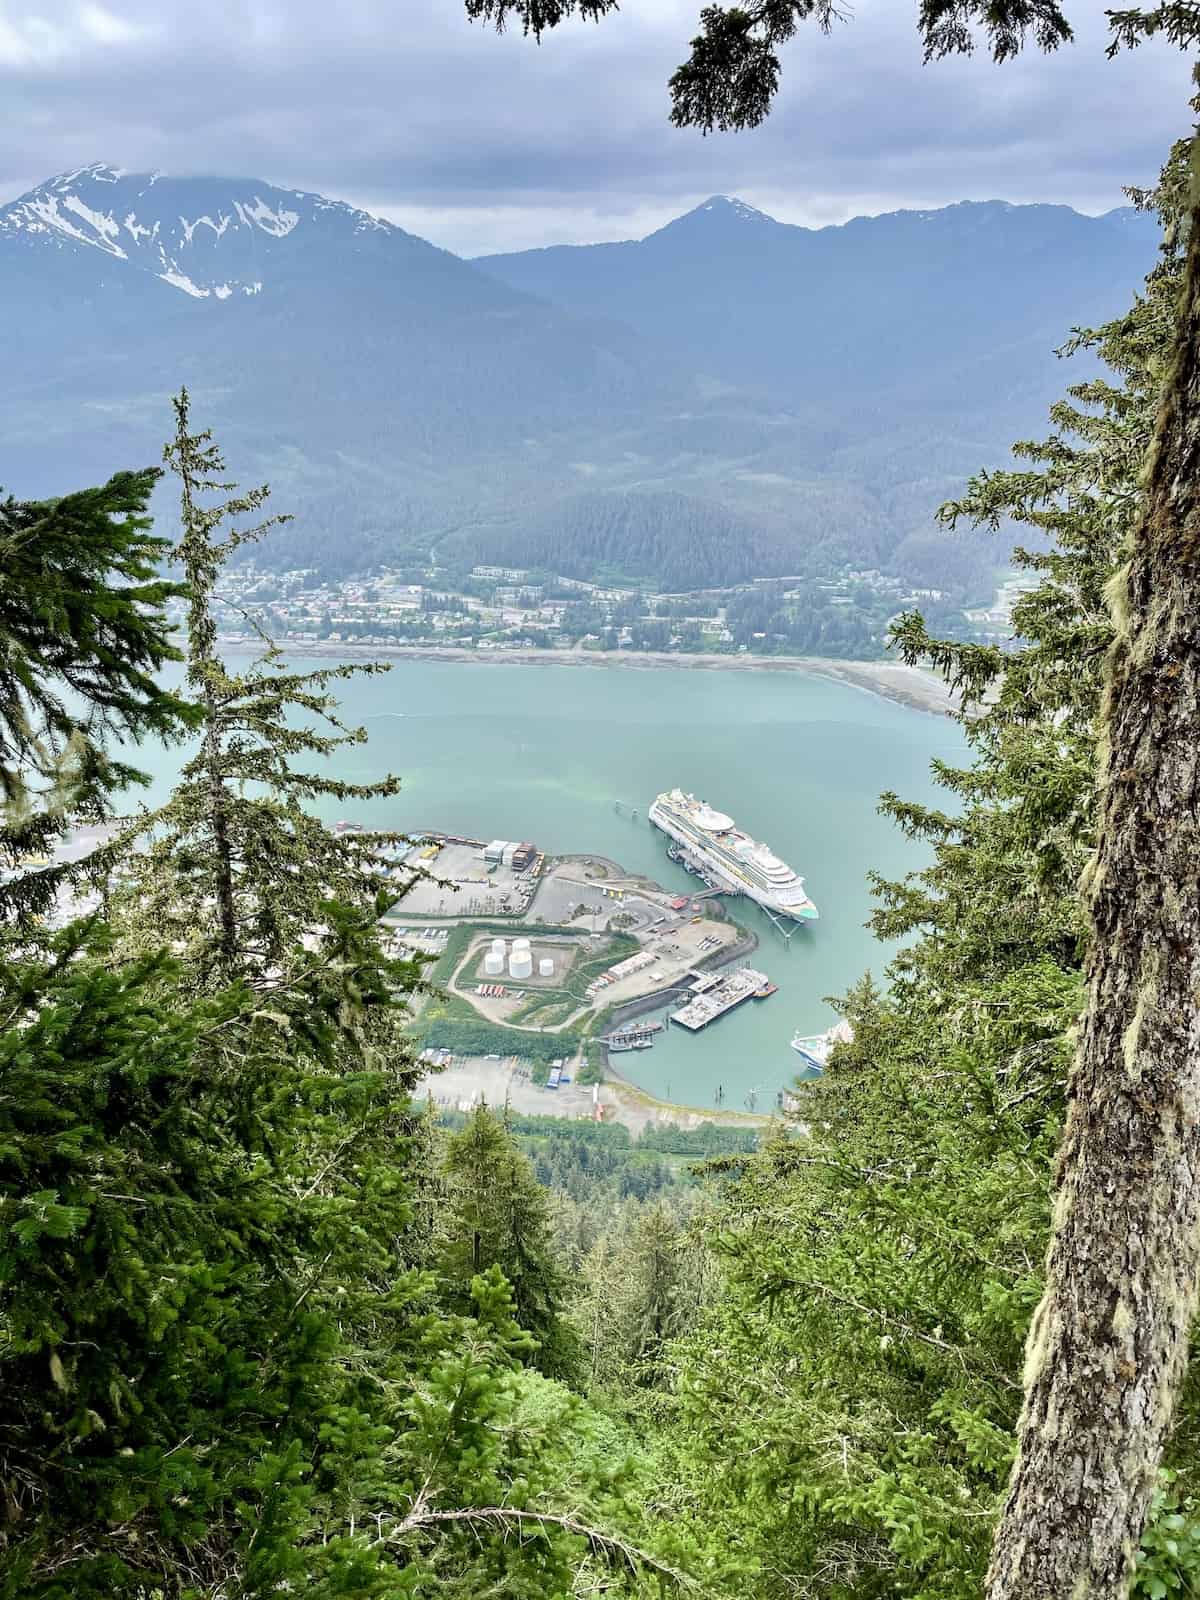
<box><xmin>649</xmin><ymin>789</ymin><xmax>818</xmax><ymax>921</ymax></box>
<box><xmin>791</xmin><ymin>1018</ymin><xmax>854</xmax><ymax>1069</ymax></box>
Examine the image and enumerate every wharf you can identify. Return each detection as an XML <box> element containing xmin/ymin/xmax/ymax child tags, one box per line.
<box><xmin>606</xmin><ymin>1021</ymin><xmax>663</xmax><ymax>1042</ymax></box>
<box><xmin>669</xmin><ymin>966</ymin><xmax>773</xmax><ymax>1032</ymax></box>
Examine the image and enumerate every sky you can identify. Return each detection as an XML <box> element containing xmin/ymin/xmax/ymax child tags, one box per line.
<box><xmin>0</xmin><ymin>0</ymin><xmax>1192</xmax><ymax>256</ymax></box>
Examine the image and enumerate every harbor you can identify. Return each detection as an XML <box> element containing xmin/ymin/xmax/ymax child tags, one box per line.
<box><xmin>123</xmin><ymin>654</ymin><xmax>964</xmax><ymax>1110</ymax></box>
<box><xmin>372</xmin><ymin>806</ymin><xmax>840</xmax><ymax>1114</ymax></box>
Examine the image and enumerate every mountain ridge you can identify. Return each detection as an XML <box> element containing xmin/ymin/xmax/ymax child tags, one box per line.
<box><xmin>1</xmin><ymin>165</ymin><xmax>1162</xmax><ymax>591</ymax></box>
<box><xmin>471</xmin><ymin>192</ymin><xmax>1150</xmax><ymax>258</ymax></box>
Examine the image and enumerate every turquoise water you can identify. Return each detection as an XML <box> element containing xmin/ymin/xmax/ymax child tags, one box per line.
<box><xmin>133</xmin><ymin>657</ymin><xmax>963</xmax><ymax>1107</ymax></box>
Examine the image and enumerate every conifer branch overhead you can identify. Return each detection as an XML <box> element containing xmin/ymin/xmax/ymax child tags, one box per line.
<box><xmin>466</xmin><ymin>0</ymin><xmax>1081</xmax><ymax>129</ymax></box>
<box><xmin>464</xmin><ymin>0</ymin><xmax>619</xmax><ymax>36</ymax></box>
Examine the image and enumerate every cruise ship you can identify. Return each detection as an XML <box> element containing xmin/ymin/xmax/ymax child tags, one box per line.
<box><xmin>648</xmin><ymin>789</ymin><xmax>818</xmax><ymax>922</ymax></box>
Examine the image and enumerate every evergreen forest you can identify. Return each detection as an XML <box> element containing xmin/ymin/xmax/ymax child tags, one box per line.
<box><xmin>7</xmin><ymin>6</ymin><xmax>1200</xmax><ymax>1596</ymax></box>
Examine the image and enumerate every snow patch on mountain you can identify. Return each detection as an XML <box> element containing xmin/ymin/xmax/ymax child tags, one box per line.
<box><xmin>123</xmin><ymin>213</ymin><xmax>156</xmax><ymax>244</ymax></box>
<box><xmin>14</xmin><ymin>193</ymin><xmax>129</xmax><ymax>257</ymax></box>
<box><xmin>697</xmin><ymin>195</ymin><xmax>776</xmax><ymax>224</ymax></box>
<box><xmin>233</xmin><ymin>197</ymin><xmax>299</xmax><ymax>237</ymax></box>
<box><xmin>0</xmin><ymin>162</ymin><xmax>420</xmax><ymax>301</ymax></box>
<box><xmin>159</xmin><ymin>268</ymin><xmax>208</xmax><ymax>298</ymax></box>
<box><xmin>180</xmin><ymin>213</ymin><xmax>232</xmax><ymax>245</ymax></box>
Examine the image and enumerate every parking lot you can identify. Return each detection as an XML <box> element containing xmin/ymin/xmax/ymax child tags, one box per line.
<box><xmin>389</xmin><ymin>840</ymin><xmax>539</xmax><ymax>918</ymax></box>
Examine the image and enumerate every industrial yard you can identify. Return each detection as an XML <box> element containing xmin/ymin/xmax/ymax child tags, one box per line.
<box><xmin>387</xmin><ymin>834</ymin><xmax>543</xmax><ymax>919</ymax></box>
<box><xmin>379</xmin><ymin>828</ymin><xmax>774</xmax><ymax>1120</ymax></box>
<box><xmin>435</xmin><ymin>913</ymin><xmax>742</xmax><ymax>1033</ymax></box>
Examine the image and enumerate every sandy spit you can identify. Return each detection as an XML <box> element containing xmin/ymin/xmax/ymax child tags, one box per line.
<box><xmin>220</xmin><ymin>638</ymin><xmax>958</xmax><ymax>717</ymax></box>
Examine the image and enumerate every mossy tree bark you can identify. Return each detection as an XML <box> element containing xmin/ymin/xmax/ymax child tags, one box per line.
<box><xmin>985</xmin><ymin>174</ymin><xmax>1200</xmax><ymax>1599</ymax></box>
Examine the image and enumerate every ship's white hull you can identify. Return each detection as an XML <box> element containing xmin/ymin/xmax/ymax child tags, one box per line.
<box><xmin>650</xmin><ymin>802</ymin><xmax>819</xmax><ymax>922</ymax></box>
<box><xmin>792</xmin><ymin>1018</ymin><xmax>853</xmax><ymax>1065</ymax></box>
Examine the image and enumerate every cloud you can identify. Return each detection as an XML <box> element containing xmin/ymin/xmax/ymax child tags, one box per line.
<box><xmin>0</xmin><ymin>0</ymin><xmax>1191</xmax><ymax>253</ymax></box>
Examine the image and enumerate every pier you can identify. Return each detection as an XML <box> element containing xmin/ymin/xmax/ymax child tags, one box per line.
<box><xmin>602</xmin><ymin>1020</ymin><xmax>664</xmax><ymax>1052</ymax></box>
<box><xmin>669</xmin><ymin>966</ymin><xmax>774</xmax><ymax>1032</ymax></box>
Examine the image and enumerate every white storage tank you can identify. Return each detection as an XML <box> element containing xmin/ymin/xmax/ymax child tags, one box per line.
<box><xmin>484</xmin><ymin>951</ymin><xmax>505</xmax><ymax>977</ymax></box>
<box><xmin>491</xmin><ymin>937</ymin><xmax>507</xmax><ymax>955</ymax></box>
<box><xmin>538</xmin><ymin>957</ymin><xmax>555</xmax><ymax>978</ymax></box>
<box><xmin>512</xmin><ymin>937</ymin><xmax>532</xmax><ymax>953</ymax></box>
<box><xmin>509</xmin><ymin>951</ymin><xmax>533</xmax><ymax>980</ymax></box>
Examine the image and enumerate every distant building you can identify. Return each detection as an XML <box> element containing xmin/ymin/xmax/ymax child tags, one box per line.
<box><xmin>473</xmin><ymin>565</ymin><xmax>529</xmax><ymax>582</ymax></box>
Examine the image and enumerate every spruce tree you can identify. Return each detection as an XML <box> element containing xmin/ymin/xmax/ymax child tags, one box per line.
<box><xmin>120</xmin><ymin>390</ymin><xmax>411</xmax><ymax>996</ymax></box>
<box><xmin>440</xmin><ymin>1106</ymin><xmax>583</xmax><ymax>1381</ymax></box>
<box><xmin>651</xmin><ymin>149</ymin><xmax>1200</xmax><ymax>1600</ymax></box>
<box><xmin>981</xmin><ymin>144</ymin><xmax>1200</xmax><ymax>1600</ymax></box>
<box><xmin>0</xmin><ymin>473</ymin><xmax>189</xmax><ymax>924</ymax></box>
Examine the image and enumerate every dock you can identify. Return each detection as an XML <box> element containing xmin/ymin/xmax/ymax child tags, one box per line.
<box><xmin>669</xmin><ymin>966</ymin><xmax>774</xmax><ymax>1032</ymax></box>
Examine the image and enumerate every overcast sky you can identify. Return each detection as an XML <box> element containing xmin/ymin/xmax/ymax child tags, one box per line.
<box><xmin>0</xmin><ymin>0</ymin><xmax>1191</xmax><ymax>255</ymax></box>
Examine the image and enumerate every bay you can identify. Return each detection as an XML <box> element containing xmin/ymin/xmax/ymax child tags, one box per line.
<box><xmin>132</xmin><ymin>656</ymin><xmax>964</xmax><ymax>1108</ymax></box>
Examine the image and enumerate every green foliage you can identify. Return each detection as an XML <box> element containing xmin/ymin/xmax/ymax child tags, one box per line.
<box><xmin>120</xmin><ymin>392</ymin><xmax>413</xmax><ymax>991</ymax></box>
<box><xmin>577</xmin><ymin>1053</ymin><xmax>605</xmax><ymax>1085</ymax></box>
<box><xmin>419</xmin><ymin>1014</ymin><xmax>582</xmax><ymax>1064</ymax></box>
<box><xmin>0</xmin><ymin>472</ymin><xmax>190</xmax><ymax>921</ymax></box>
<box><xmin>523</xmin><ymin>1128</ymin><xmax>676</xmax><ymax>1206</ymax></box>
<box><xmin>636</xmin><ymin>1121</ymin><xmax>760</xmax><ymax>1157</ymax></box>
<box><xmin>664</xmin><ymin>971</ymin><xmax>1071</xmax><ymax>1595</ymax></box>
<box><xmin>438</xmin><ymin>1107</ymin><xmax>584</xmax><ymax>1382</ymax></box>
<box><xmin>1134</xmin><ymin>1473</ymin><xmax>1200</xmax><ymax>1597</ymax></box>
<box><xmin>0</xmin><ymin>936</ymin><xmax>658</xmax><ymax>1594</ymax></box>
<box><xmin>638</xmin><ymin>146</ymin><xmax>1200</xmax><ymax>1599</ymax></box>
<box><xmin>441</xmin><ymin>490</ymin><xmax>791</xmax><ymax>591</ymax></box>
<box><xmin>469</xmin><ymin>0</ymin><xmax>1081</xmax><ymax>132</ymax></box>
<box><xmin>446</xmin><ymin>1111</ymin><xmax>762</xmax><ymax>1159</ymax></box>
<box><xmin>571</xmin><ymin>1193</ymin><xmax>716</xmax><ymax>1398</ymax></box>
<box><xmin>0</xmin><ymin>926</ymin><xmax>416</xmax><ymax>1596</ymax></box>
<box><xmin>0</xmin><ymin>407</ymin><xmax>678</xmax><ymax>1599</ymax></box>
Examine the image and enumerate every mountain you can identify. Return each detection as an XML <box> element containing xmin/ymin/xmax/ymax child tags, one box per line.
<box><xmin>2</xmin><ymin>170</ymin><xmax>1161</xmax><ymax>589</ymax></box>
<box><xmin>1</xmin><ymin>163</ymin><xmax>329</xmax><ymax>296</ymax></box>
<box><xmin>1</xmin><ymin>164</ymin><xmax>687</xmax><ymax>574</ymax></box>
<box><xmin>476</xmin><ymin>193</ymin><xmax>1159</xmax><ymax>424</ymax></box>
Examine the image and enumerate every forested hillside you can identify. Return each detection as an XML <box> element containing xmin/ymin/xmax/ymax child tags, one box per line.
<box><xmin>4</xmin><ymin>139</ymin><xmax>1200</xmax><ymax>1598</ymax></box>
<box><xmin>438</xmin><ymin>490</ymin><xmax>786</xmax><ymax>588</ymax></box>
<box><xmin>0</xmin><ymin>166</ymin><xmax>1157</xmax><ymax>592</ymax></box>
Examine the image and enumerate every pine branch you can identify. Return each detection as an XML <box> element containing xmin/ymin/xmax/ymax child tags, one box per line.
<box><xmin>378</xmin><ymin>1500</ymin><xmax>700</xmax><ymax>1589</ymax></box>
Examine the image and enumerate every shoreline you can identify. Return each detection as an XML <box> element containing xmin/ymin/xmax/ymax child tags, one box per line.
<box><xmin>219</xmin><ymin>637</ymin><xmax>958</xmax><ymax>717</ymax></box>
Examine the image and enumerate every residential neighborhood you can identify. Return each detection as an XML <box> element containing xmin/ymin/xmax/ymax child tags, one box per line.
<box><xmin>201</xmin><ymin>560</ymin><xmax>1005</xmax><ymax>660</ymax></box>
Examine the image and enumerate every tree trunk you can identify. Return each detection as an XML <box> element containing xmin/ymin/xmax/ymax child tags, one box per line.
<box><xmin>985</xmin><ymin>182</ymin><xmax>1200</xmax><ymax>1599</ymax></box>
<box><xmin>202</xmin><ymin>709</ymin><xmax>239</xmax><ymax>976</ymax></box>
